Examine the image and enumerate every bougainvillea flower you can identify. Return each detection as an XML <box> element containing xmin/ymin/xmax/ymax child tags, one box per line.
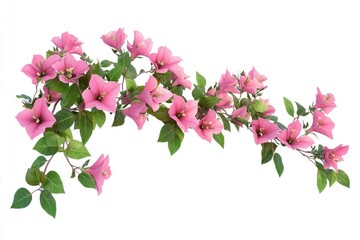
<box><xmin>314</xmin><ymin>87</ymin><xmax>336</xmax><ymax>114</ymax></box>
<box><xmin>127</xmin><ymin>30</ymin><xmax>153</xmax><ymax>59</ymax></box>
<box><xmin>43</xmin><ymin>85</ymin><xmax>61</xmax><ymax>104</ymax></box>
<box><xmin>101</xmin><ymin>28</ymin><xmax>127</xmax><ymax>51</ymax></box>
<box><xmin>150</xmin><ymin>46</ymin><xmax>182</xmax><ymax>73</ymax></box>
<box><xmin>123</xmin><ymin>102</ymin><xmax>148</xmax><ymax>129</ymax></box>
<box><xmin>22</xmin><ymin>55</ymin><xmax>59</xmax><ymax>84</ymax></box>
<box><xmin>239</xmin><ymin>67</ymin><xmax>265</xmax><ymax>94</ymax></box>
<box><xmin>52</xmin><ymin>32</ymin><xmax>83</xmax><ymax>55</ymax></box>
<box><xmin>260</xmin><ymin>98</ymin><xmax>275</xmax><ymax>116</ymax></box>
<box><xmin>231</xmin><ymin>106</ymin><xmax>250</xmax><ymax>127</ymax></box>
<box><xmin>82</xmin><ymin>74</ymin><xmax>120</xmax><ymax>112</ymax></box>
<box><xmin>137</xmin><ymin>76</ymin><xmax>172</xmax><ymax>112</ymax></box>
<box><xmin>15</xmin><ymin>98</ymin><xmax>56</xmax><ymax>140</ymax></box>
<box><xmin>219</xmin><ymin>70</ymin><xmax>239</xmax><ymax>93</ymax></box>
<box><xmin>52</xmin><ymin>53</ymin><xmax>89</xmax><ymax>83</ymax></box>
<box><xmin>194</xmin><ymin>109</ymin><xmax>223</xmax><ymax>142</ymax></box>
<box><xmin>278</xmin><ymin>120</ymin><xmax>314</xmax><ymax>150</ymax></box>
<box><xmin>323</xmin><ymin>145</ymin><xmax>349</xmax><ymax>172</ymax></box>
<box><xmin>216</xmin><ymin>92</ymin><xmax>233</xmax><ymax>109</ymax></box>
<box><xmin>251</xmin><ymin>118</ymin><xmax>280</xmax><ymax>144</ymax></box>
<box><xmin>171</xmin><ymin>65</ymin><xmax>192</xmax><ymax>89</ymax></box>
<box><xmin>86</xmin><ymin>154</ymin><xmax>111</xmax><ymax>195</ymax></box>
<box><xmin>169</xmin><ymin>95</ymin><xmax>198</xmax><ymax>132</ymax></box>
<box><xmin>308</xmin><ymin>110</ymin><xmax>335</xmax><ymax>139</ymax></box>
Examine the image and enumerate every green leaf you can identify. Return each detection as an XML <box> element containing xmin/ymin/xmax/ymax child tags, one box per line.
<box><xmin>158</xmin><ymin>123</ymin><xmax>184</xmax><ymax>155</ymax></box>
<box><xmin>154</xmin><ymin>72</ymin><xmax>172</xmax><ymax>86</ymax></box>
<box><xmin>170</xmin><ymin>86</ymin><xmax>183</xmax><ymax>96</ymax></box>
<box><xmin>158</xmin><ymin>123</ymin><xmax>175</xmax><ymax>142</ymax></box>
<box><xmin>233</xmin><ymin>117</ymin><xmax>249</xmax><ymax>127</ymax></box>
<box><xmin>93</xmin><ymin>62</ymin><xmax>106</xmax><ymax>77</ymax></box>
<box><xmin>45</xmin><ymin>78</ymin><xmax>69</xmax><ymax>93</ymax></box>
<box><xmin>125</xmin><ymin>65</ymin><xmax>137</xmax><ymax>79</ymax></box>
<box><xmin>213</xmin><ymin>132</ymin><xmax>225</xmax><ymax>148</ymax></box>
<box><xmin>16</xmin><ymin>94</ymin><xmax>32</xmax><ymax>103</ymax></box>
<box><xmin>230</xmin><ymin>93</ymin><xmax>240</xmax><ymax>109</ymax></box>
<box><xmin>78</xmin><ymin>110</ymin><xmax>94</xmax><ymax>144</ymax></box>
<box><xmin>273</xmin><ymin>153</ymin><xmax>284</xmax><ymax>177</ymax></box>
<box><xmin>33</xmin><ymin>137</ymin><xmax>58</xmax><ymax>156</ymax></box>
<box><xmin>78</xmin><ymin>172</ymin><xmax>96</xmax><ymax>189</ymax></box>
<box><xmin>192</xmin><ymin>85</ymin><xmax>205</xmax><ymax>100</ymax></box>
<box><xmin>61</xmin><ymin>84</ymin><xmax>79</xmax><ymax>108</ymax></box>
<box><xmin>31</xmin><ymin>156</ymin><xmax>47</xmax><ymax>169</ymax></box>
<box><xmin>43</xmin><ymin>171</ymin><xmax>65</xmax><ymax>194</ymax></box>
<box><xmin>53</xmin><ymin>109</ymin><xmax>74</xmax><ymax>131</ymax></box>
<box><xmin>251</xmin><ymin>99</ymin><xmax>268</xmax><ymax>113</ymax></box>
<box><xmin>295</xmin><ymin>102</ymin><xmax>307</xmax><ymax>116</ymax></box>
<box><xmin>78</xmin><ymin>70</ymin><xmax>92</xmax><ymax>91</ymax></box>
<box><xmin>91</xmin><ymin>108</ymin><xmax>106</xmax><ymax>128</ymax></box>
<box><xmin>101</xmin><ymin>60</ymin><xmax>113</xmax><ymax>68</ymax></box>
<box><xmin>40</xmin><ymin>190</ymin><xmax>56</xmax><ymax>218</ymax></box>
<box><xmin>261</xmin><ymin>142</ymin><xmax>277</xmax><ymax>164</ymax></box>
<box><xmin>126</xmin><ymin>78</ymin><xmax>137</xmax><ymax>91</ymax></box>
<box><xmin>317</xmin><ymin>169</ymin><xmax>327</xmax><ymax>193</ymax></box>
<box><xmin>26</xmin><ymin>168</ymin><xmax>41</xmax><ymax>186</ymax></box>
<box><xmin>336</xmin><ymin>170</ymin><xmax>350</xmax><ymax>188</ymax></box>
<box><xmin>11</xmin><ymin>188</ymin><xmax>32</xmax><ymax>209</ymax></box>
<box><xmin>324</xmin><ymin>169</ymin><xmax>337</xmax><ymax>187</ymax></box>
<box><xmin>112</xmin><ymin>110</ymin><xmax>125</xmax><ymax>127</ymax></box>
<box><xmin>196</xmin><ymin>72</ymin><xmax>206</xmax><ymax>88</ymax></box>
<box><xmin>148</xmin><ymin>105</ymin><xmax>172</xmax><ymax>123</ymax></box>
<box><xmin>168</xmin><ymin>125</ymin><xmax>184</xmax><ymax>155</ymax></box>
<box><xmin>107</xmin><ymin>65</ymin><xmax>124</xmax><ymax>82</ymax></box>
<box><xmin>118</xmin><ymin>52</ymin><xmax>131</xmax><ymax>67</ymax></box>
<box><xmin>61</xmin><ymin>128</ymin><xmax>73</xmax><ymax>141</ymax></box>
<box><xmin>283</xmin><ymin>97</ymin><xmax>294</xmax><ymax>117</ymax></box>
<box><xmin>65</xmin><ymin>140</ymin><xmax>91</xmax><ymax>159</ymax></box>
<box><xmin>44</xmin><ymin>131</ymin><xmax>66</xmax><ymax>146</ymax></box>
<box><xmin>199</xmin><ymin>96</ymin><xmax>221</xmax><ymax>109</ymax></box>
<box><xmin>218</xmin><ymin>113</ymin><xmax>231</xmax><ymax>132</ymax></box>
<box><xmin>168</xmin><ymin>135</ymin><xmax>182</xmax><ymax>155</ymax></box>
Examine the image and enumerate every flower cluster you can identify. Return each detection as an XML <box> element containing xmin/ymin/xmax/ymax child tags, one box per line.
<box><xmin>12</xmin><ymin>28</ymin><xmax>349</xmax><ymax>218</ymax></box>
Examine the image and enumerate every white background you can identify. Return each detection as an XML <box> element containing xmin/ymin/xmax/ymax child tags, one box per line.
<box><xmin>1</xmin><ymin>0</ymin><xmax>359</xmax><ymax>239</ymax></box>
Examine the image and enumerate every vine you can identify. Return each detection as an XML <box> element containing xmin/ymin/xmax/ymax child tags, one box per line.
<box><xmin>11</xmin><ymin>28</ymin><xmax>349</xmax><ymax>218</ymax></box>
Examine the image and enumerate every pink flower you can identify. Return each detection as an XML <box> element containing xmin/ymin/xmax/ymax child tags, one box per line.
<box><xmin>21</xmin><ymin>55</ymin><xmax>59</xmax><ymax>84</ymax></box>
<box><xmin>169</xmin><ymin>95</ymin><xmax>198</xmax><ymax>132</ymax></box>
<box><xmin>308</xmin><ymin>110</ymin><xmax>335</xmax><ymax>139</ymax></box>
<box><xmin>231</xmin><ymin>106</ymin><xmax>250</xmax><ymax>127</ymax></box>
<box><xmin>150</xmin><ymin>46</ymin><xmax>182</xmax><ymax>73</ymax></box>
<box><xmin>171</xmin><ymin>65</ymin><xmax>192</xmax><ymax>89</ymax></box>
<box><xmin>86</xmin><ymin>154</ymin><xmax>111</xmax><ymax>195</ymax></box>
<box><xmin>239</xmin><ymin>67</ymin><xmax>265</xmax><ymax>94</ymax></box>
<box><xmin>260</xmin><ymin>98</ymin><xmax>275</xmax><ymax>116</ymax></box>
<box><xmin>43</xmin><ymin>86</ymin><xmax>61</xmax><ymax>104</ymax></box>
<box><xmin>251</xmin><ymin>118</ymin><xmax>280</xmax><ymax>145</ymax></box>
<box><xmin>15</xmin><ymin>98</ymin><xmax>56</xmax><ymax>140</ymax></box>
<box><xmin>216</xmin><ymin>92</ymin><xmax>233</xmax><ymax>109</ymax></box>
<box><xmin>101</xmin><ymin>28</ymin><xmax>127</xmax><ymax>51</ymax></box>
<box><xmin>127</xmin><ymin>30</ymin><xmax>153</xmax><ymax>59</ymax></box>
<box><xmin>137</xmin><ymin>76</ymin><xmax>172</xmax><ymax>112</ymax></box>
<box><xmin>207</xmin><ymin>87</ymin><xmax>216</xmax><ymax>96</ymax></box>
<box><xmin>314</xmin><ymin>87</ymin><xmax>336</xmax><ymax>114</ymax></box>
<box><xmin>52</xmin><ymin>32</ymin><xmax>83</xmax><ymax>55</ymax></box>
<box><xmin>278</xmin><ymin>120</ymin><xmax>314</xmax><ymax>150</ymax></box>
<box><xmin>194</xmin><ymin>110</ymin><xmax>223</xmax><ymax>142</ymax></box>
<box><xmin>52</xmin><ymin>53</ymin><xmax>89</xmax><ymax>83</ymax></box>
<box><xmin>323</xmin><ymin>145</ymin><xmax>349</xmax><ymax>172</ymax></box>
<box><xmin>82</xmin><ymin>74</ymin><xmax>120</xmax><ymax>112</ymax></box>
<box><xmin>219</xmin><ymin>70</ymin><xmax>239</xmax><ymax>93</ymax></box>
<box><xmin>123</xmin><ymin>102</ymin><xmax>148</xmax><ymax>129</ymax></box>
